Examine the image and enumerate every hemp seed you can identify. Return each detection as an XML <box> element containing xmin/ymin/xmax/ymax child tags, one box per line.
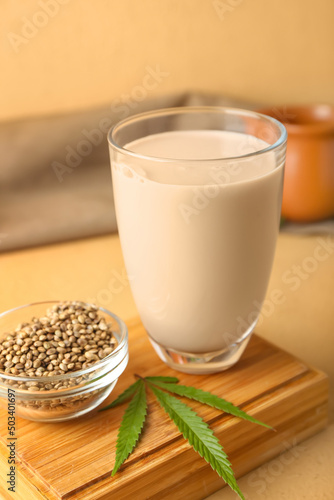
<box><xmin>0</xmin><ymin>301</ymin><xmax>118</xmax><ymax>414</ymax></box>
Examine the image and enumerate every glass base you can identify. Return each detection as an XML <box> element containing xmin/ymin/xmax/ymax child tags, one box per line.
<box><xmin>148</xmin><ymin>326</ymin><xmax>254</xmax><ymax>374</ymax></box>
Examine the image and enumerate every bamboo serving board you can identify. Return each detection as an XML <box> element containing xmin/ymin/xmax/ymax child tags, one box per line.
<box><xmin>0</xmin><ymin>317</ymin><xmax>329</xmax><ymax>500</ymax></box>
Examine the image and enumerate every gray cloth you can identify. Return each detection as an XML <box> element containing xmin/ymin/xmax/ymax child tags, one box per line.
<box><xmin>0</xmin><ymin>93</ymin><xmax>255</xmax><ymax>252</ymax></box>
<box><xmin>281</xmin><ymin>219</ymin><xmax>334</xmax><ymax>234</ymax></box>
<box><xmin>2</xmin><ymin>93</ymin><xmax>332</xmax><ymax>252</ymax></box>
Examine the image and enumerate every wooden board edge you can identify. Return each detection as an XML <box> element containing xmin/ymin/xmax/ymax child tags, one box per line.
<box><xmin>0</xmin><ymin>440</ymin><xmax>60</xmax><ymax>500</ymax></box>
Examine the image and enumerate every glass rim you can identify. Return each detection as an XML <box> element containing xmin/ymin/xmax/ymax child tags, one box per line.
<box><xmin>0</xmin><ymin>300</ymin><xmax>128</xmax><ymax>383</ymax></box>
<box><xmin>108</xmin><ymin>106</ymin><xmax>287</xmax><ymax>163</ymax></box>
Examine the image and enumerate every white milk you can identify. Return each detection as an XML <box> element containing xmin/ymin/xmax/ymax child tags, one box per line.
<box><xmin>112</xmin><ymin>131</ymin><xmax>284</xmax><ymax>353</ymax></box>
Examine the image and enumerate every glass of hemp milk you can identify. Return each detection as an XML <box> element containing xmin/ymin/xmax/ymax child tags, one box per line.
<box><xmin>108</xmin><ymin>107</ymin><xmax>287</xmax><ymax>374</ymax></box>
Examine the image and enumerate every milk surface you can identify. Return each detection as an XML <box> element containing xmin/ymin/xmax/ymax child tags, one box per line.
<box><xmin>112</xmin><ymin>131</ymin><xmax>284</xmax><ymax>352</ymax></box>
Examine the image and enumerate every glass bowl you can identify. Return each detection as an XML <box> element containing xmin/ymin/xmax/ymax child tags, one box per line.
<box><xmin>0</xmin><ymin>301</ymin><xmax>128</xmax><ymax>422</ymax></box>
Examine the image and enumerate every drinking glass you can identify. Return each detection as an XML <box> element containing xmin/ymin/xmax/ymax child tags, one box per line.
<box><xmin>108</xmin><ymin>107</ymin><xmax>287</xmax><ymax>373</ymax></box>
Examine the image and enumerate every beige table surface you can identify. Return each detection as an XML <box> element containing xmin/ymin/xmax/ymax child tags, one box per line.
<box><xmin>1</xmin><ymin>233</ymin><xmax>333</xmax><ymax>500</ymax></box>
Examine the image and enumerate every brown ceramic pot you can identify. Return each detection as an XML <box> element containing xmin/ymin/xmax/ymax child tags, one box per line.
<box><xmin>257</xmin><ymin>105</ymin><xmax>334</xmax><ymax>222</ymax></box>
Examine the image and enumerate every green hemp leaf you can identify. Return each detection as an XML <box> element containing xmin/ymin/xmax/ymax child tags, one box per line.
<box><xmin>99</xmin><ymin>379</ymin><xmax>143</xmax><ymax>411</ymax></box>
<box><xmin>149</xmin><ymin>384</ymin><xmax>244</xmax><ymax>499</ymax></box>
<box><xmin>146</xmin><ymin>379</ymin><xmax>273</xmax><ymax>429</ymax></box>
<box><xmin>110</xmin><ymin>379</ymin><xmax>147</xmax><ymax>476</ymax></box>
<box><xmin>99</xmin><ymin>375</ymin><xmax>272</xmax><ymax>500</ymax></box>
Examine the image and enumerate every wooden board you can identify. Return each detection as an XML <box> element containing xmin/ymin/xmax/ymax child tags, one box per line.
<box><xmin>0</xmin><ymin>317</ymin><xmax>329</xmax><ymax>500</ymax></box>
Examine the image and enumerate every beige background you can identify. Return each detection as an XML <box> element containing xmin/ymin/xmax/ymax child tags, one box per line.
<box><xmin>1</xmin><ymin>0</ymin><xmax>334</xmax><ymax>122</ymax></box>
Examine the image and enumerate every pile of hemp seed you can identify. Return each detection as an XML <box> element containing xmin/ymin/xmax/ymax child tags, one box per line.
<box><xmin>0</xmin><ymin>301</ymin><xmax>117</xmax><ymax>393</ymax></box>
